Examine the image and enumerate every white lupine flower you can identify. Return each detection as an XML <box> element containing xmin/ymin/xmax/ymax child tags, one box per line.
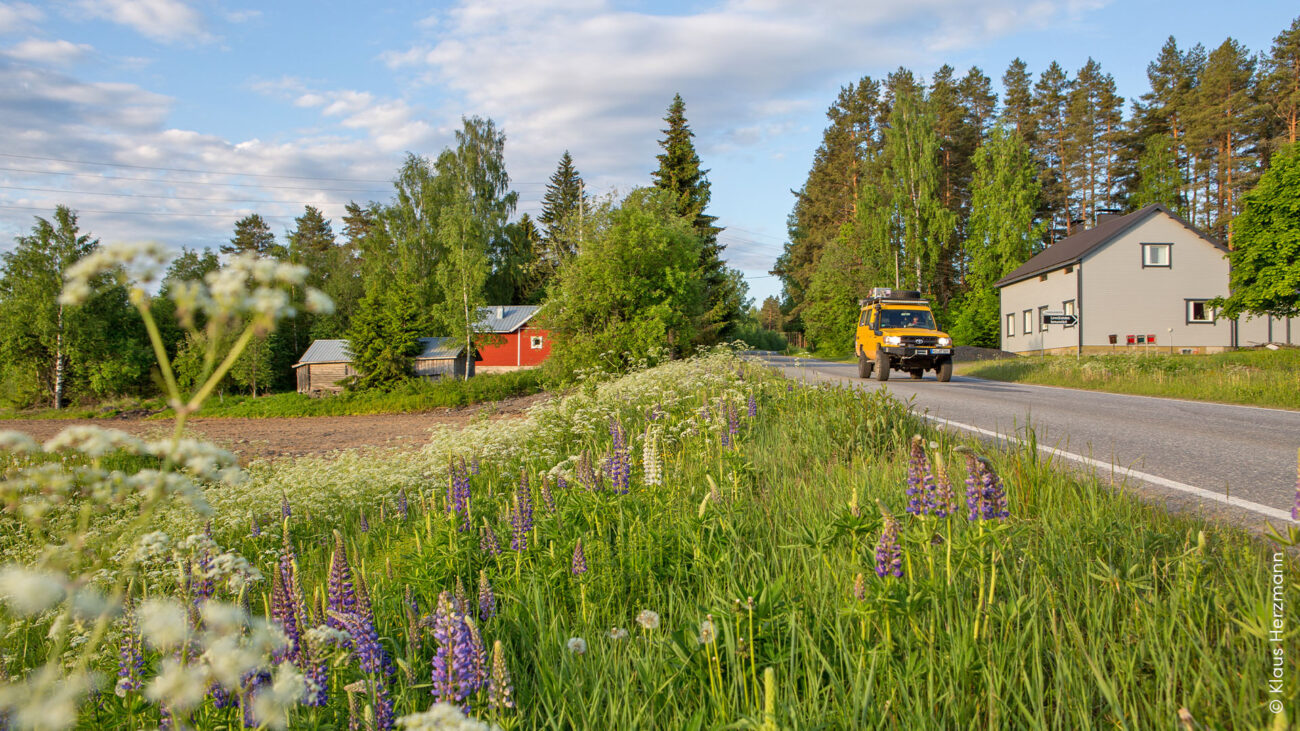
<box><xmin>145</xmin><ymin>659</ymin><xmax>209</xmax><ymax>712</ymax></box>
<box><xmin>636</xmin><ymin>610</ymin><xmax>661</xmax><ymax>630</ymax></box>
<box><xmin>251</xmin><ymin>664</ymin><xmax>308</xmax><ymax>729</ymax></box>
<box><xmin>0</xmin><ymin>431</ymin><xmax>40</xmax><ymax>454</ymax></box>
<box><xmin>0</xmin><ymin>566</ymin><xmax>66</xmax><ymax>615</ymax></box>
<box><xmin>138</xmin><ymin>598</ymin><xmax>189</xmax><ymax>650</ymax></box>
<box><xmin>397</xmin><ymin>702</ymin><xmax>499</xmax><ymax>731</ymax></box>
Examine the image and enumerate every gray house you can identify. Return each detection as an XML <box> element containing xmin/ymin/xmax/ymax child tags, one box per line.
<box><xmin>995</xmin><ymin>204</ymin><xmax>1291</xmax><ymax>355</ymax></box>
<box><xmin>292</xmin><ymin>337</ymin><xmax>468</xmax><ymax>395</ymax></box>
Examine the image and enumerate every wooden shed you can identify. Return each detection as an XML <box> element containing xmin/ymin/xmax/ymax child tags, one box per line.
<box><xmin>293</xmin><ymin>339</ymin><xmax>355</xmax><ymax>395</ymax></box>
<box><xmin>293</xmin><ymin>337</ymin><xmax>469</xmax><ymax>394</ymax></box>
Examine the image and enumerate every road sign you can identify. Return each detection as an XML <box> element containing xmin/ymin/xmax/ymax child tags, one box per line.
<box><xmin>1042</xmin><ymin>314</ymin><xmax>1078</xmax><ymax>326</ymax></box>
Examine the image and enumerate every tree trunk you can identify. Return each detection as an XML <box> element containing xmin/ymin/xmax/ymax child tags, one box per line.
<box><xmin>54</xmin><ymin>303</ymin><xmax>65</xmax><ymax>410</ymax></box>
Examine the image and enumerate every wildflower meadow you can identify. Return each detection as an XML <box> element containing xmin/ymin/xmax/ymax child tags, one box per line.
<box><xmin>0</xmin><ymin>247</ymin><xmax>1296</xmax><ymax>729</ymax></box>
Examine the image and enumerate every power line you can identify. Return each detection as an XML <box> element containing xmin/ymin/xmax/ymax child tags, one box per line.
<box><xmin>0</xmin><ymin>184</ymin><xmax>359</xmax><ymax>206</ymax></box>
<box><xmin>0</xmin><ymin>164</ymin><xmax>394</xmax><ymax>194</ymax></box>
<box><xmin>0</xmin><ymin>204</ymin><xmax>298</xmax><ymax>219</ymax></box>
<box><xmin>0</xmin><ymin>152</ymin><xmax>395</xmax><ymax>183</ymax></box>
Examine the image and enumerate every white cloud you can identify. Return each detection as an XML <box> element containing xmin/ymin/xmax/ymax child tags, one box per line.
<box><xmin>77</xmin><ymin>0</ymin><xmax>211</xmax><ymax>44</ymax></box>
<box><xmin>3</xmin><ymin>38</ymin><xmax>93</xmax><ymax>65</ymax></box>
<box><xmin>0</xmin><ymin>2</ymin><xmax>42</xmax><ymax>34</ymax></box>
<box><xmin>224</xmin><ymin>8</ymin><xmax>261</xmax><ymax>23</ymax></box>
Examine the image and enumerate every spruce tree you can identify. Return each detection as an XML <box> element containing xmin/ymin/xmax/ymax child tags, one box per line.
<box><xmin>538</xmin><ymin>151</ymin><xmax>584</xmax><ymax>249</ymax></box>
<box><xmin>1001</xmin><ymin>59</ymin><xmax>1036</xmax><ymax>143</ymax></box>
<box><xmin>222</xmin><ymin>214</ymin><xmax>281</xmax><ymax>257</ymax></box>
<box><xmin>652</xmin><ymin>94</ymin><xmax>739</xmax><ymax>342</ymax></box>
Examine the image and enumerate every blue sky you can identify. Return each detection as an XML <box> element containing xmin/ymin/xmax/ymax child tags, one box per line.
<box><xmin>0</xmin><ymin>0</ymin><xmax>1294</xmax><ymax>305</ymax></box>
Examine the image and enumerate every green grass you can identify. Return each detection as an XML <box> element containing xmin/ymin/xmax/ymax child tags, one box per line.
<box><xmin>3</xmin><ymin>353</ymin><xmax>1296</xmax><ymax>728</ymax></box>
<box><xmin>958</xmin><ymin>348</ymin><xmax>1300</xmax><ymax>409</ymax></box>
<box><xmin>0</xmin><ymin>396</ymin><xmax>165</xmax><ymax>421</ymax></box>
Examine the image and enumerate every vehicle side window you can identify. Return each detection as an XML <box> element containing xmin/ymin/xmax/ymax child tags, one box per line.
<box><xmin>858</xmin><ymin>310</ymin><xmax>869</xmax><ymax>327</ymax></box>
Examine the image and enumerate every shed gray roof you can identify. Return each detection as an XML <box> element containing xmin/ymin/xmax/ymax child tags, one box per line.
<box><xmin>993</xmin><ymin>203</ymin><xmax>1227</xmax><ymax>288</ymax></box>
<box><xmin>476</xmin><ymin>305</ymin><xmax>539</xmax><ymax>333</ymax></box>
<box><xmin>294</xmin><ymin>337</ymin><xmax>464</xmax><ymax>367</ymax></box>
<box><xmin>414</xmin><ymin>337</ymin><xmax>465</xmax><ymax>360</ymax></box>
<box><xmin>294</xmin><ymin>339</ymin><xmax>351</xmax><ymax>366</ymax></box>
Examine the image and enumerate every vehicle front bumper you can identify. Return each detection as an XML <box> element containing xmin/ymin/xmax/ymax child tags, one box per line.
<box><xmin>881</xmin><ymin>346</ymin><xmax>952</xmax><ymax>360</ymax></box>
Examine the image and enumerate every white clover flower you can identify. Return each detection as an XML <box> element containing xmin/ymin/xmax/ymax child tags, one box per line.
<box><xmin>636</xmin><ymin>610</ymin><xmax>660</xmax><ymax>630</ymax></box>
<box><xmin>397</xmin><ymin>702</ymin><xmax>499</xmax><ymax>731</ymax></box>
<box><xmin>566</xmin><ymin>637</ymin><xmax>587</xmax><ymax>655</ymax></box>
<box><xmin>608</xmin><ymin>627</ymin><xmax>628</xmax><ymax>640</ymax></box>
<box><xmin>0</xmin><ymin>431</ymin><xmax>40</xmax><ymax>454</ymax></box>
<box><xmin>0</xmin><ymin>566</ymin><xmax>66</xmax><ymax>616</ymax></box>
<box><xmin>145</xmin><ymin>658</ymin><xmax>209</xmax><ymax>712</ymax></box>
<box><xmin>138</xmin><ymin>598</ymin><xmax>189</xmax><ymax>650</ymax></box>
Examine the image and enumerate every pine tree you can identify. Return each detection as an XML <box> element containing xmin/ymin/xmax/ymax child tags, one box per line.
<box><xmin>538</xmin><ymin>151</ymin><xmax>585</xmax><ymax>250</ymax></box>
<box><xmin>222</xmin><ymin>214</ymin><xmax>282</xmax><ymax>257</ymax></box>
<box><xmin>1132</xmin><ymin>37</ymin><xmax>1205</xmax><ymax>221</ymax></box>
<box><xmin>1262</xmin><ymin>17</ymin><xmax>1300</xmax><ymax>150</ymax></box>
<box><xmin>1133</xmin><ymin>133</ymin><xmax>1186</xmax><ymax>212</ymax></box>
<box><xmin>288</xmin><ymin>206</ymin><xmax>335</xmax><ymax>285</ymax></box>
<box><xmin>1066</xmin><ymin>59</ymin><xmax>1124</xmax><ymax>226</ymax></box>
<box><xmin>1033</xmin><ymin>62</ymin><xmax>1073</xmax><ymax>240</ymax></box>
<box><xmin>652</xmin><ymin>94</ymin><xmax>738</xmax><ymax>342</ymax></box>
<box><xmin>1191</xmin><ymin>38</ymin><xmax>1258</xmax><ymax>242</ymax></box>
<box><xmin>758</xmin><ymin>296</ymin><xmax>783</xmax><ymax>331</ymax></box>
<box><xmin>1001</xmin><ymin>58</ymin><xmax>1036</xmax><ymax>143</ymax></box>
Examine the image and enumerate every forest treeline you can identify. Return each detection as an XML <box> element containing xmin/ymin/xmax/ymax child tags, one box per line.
<box><xmin>773</xmin><ymin>18</ymin><xmax>1300</xmax><ymax>352</ymax></box>
<box><xmin>0</xmin><ymin>97</ymin><xmax>752</xmax><ymax>408</ymax></box>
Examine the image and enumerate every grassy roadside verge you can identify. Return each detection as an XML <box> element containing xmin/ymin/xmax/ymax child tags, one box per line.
<box><xmin>0</xmin><ymin>369</ymin><xmax>547</xmax><ymax>420</ymax></box>
<box><xmin>957</xmin><ymin>348</ymin><xmax>1300</xmax><ymax>409</ymax></box>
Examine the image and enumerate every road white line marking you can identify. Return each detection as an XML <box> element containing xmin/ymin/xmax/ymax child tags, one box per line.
<box><xmin>956</xmin><ymin>374</ymin><xmax>1300</xmax><ymax>415</ymax></box>
<box><xmin>921</xmin><ymin>413</ymin><xmax>1293</xmax><ymax>523</ymax></box>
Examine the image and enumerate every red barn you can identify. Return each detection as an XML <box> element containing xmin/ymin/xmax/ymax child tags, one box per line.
<box><xmin>473</xmin><ymin>305</ymin><xmax>551</xmax><ymax>374</ymax></box>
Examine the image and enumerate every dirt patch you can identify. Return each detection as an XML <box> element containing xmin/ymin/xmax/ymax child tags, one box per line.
<box><xmin>0</xmin><ymin>392</ymin><xmax>550</xmax><ymax>461</ymax></box>
<box><xmin>953</xmin><ymin>345</ymin><xmax>1017</xmax><ymax>362</ymax></box>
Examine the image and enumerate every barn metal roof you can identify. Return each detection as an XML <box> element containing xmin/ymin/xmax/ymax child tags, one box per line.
<box><xmin>294</xmin><ymin>339</ymin><xmax>351</xmax><ymax>366</ymax></box>
<box><xmin>294</xmin><ymin>337</ymin><xmax>464</xmax><ymax>367</ymax></box>
<box><xmin>414</xmin><ymin>337</ymin><xmax>465</xmax><ymax>359</ymax></box>
<box><xmin>476</xmin><ymin>305</ymin><xmax>539</xmax><ymax>333</ymax></box>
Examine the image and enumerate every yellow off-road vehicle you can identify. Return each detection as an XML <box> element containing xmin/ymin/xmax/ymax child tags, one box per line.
<box><xmin>855</xmin><ymin>288</ymin><xmax>954</xmax><ymax>382</ymax></box>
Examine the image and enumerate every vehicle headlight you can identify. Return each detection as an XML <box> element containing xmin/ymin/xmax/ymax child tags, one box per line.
<box><xmin>938</xmin><ymin>337</ymin><xmax>951</xmax><ymax>346</ymax></box>
<box><xmin>884</xmin><ymin>336</ymin><xmax>902</xmax><ymax>346</ymax></box>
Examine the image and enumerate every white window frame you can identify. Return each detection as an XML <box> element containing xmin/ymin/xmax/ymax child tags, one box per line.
<box><xmin>1023</xmin><ymin>310</ymin><xmax>1033</xmax><ymax>335</ymax></box>
<box><xmin>1063</xmin><ymin>300</ymin><xmax>1075</xmax><ymax>328</ymax></box>
<box><xmin>1006</xmin><ymin>313</ymin><xmax>1015</xmax><ymax>337</ymax></box>
<box><xmin>1186</xmin><ymin>299</ymin><xmax>1215</xmax><ymax>324</ymax></box>
<box><xmin>530</xmin><ymin>335</ymin><xmax>544</xmax><ymax>349</ymax></box>
<box><xmin>1142</xmin><ymin>243</ymin><xmax>1172</xmax><ymax>268</ymax></box>
<box><xmin>1038</xmin><ymin>306</ymin><xmax>1049</xmax><ymax>332</ymax></box>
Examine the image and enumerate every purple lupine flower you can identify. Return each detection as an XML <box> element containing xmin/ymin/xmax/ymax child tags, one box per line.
<box><xmin>430</xmin><ymin>592</ymin><xmax>481</xmax><ymax>712</ymax></box>
<box><xmin>354</xmin><ymin>571</ymin><xmax>394</xmax><ymax>677</ymax></box>
<box><xmin>327</xmin><ymin>531</ymin><xmax>358</xmax><ymax>632</ymax></box>
<box><xmin>281</xmin><ymin>492</ymin><xmax>291</xmax><ymax>519</ymax></box>
<box><xmin>478</xmin><ymin>571</ymin><xmax>496</xmax><ymax>621</ymax></box>
<box><xmin>977</xmin><ymin>459</ymin><xmax>1009</xmax><ymax>521</ymax></box>
<box><xmin>874</xmin><ymin>515</ymin><xmax>903</xmax><ymax>579</ymax></box>
<box><xmin>727</xmin><ymin>402</ymin><xmax>739</xmax><ymax>436</ymax></box>
<box><xmin>747</xmin><ymin>393</ymin><xmax>757</xmax><ymax>418</ymax></box>
<box><xmin>470</xmin><ymin>456</ymin><xmax>480</xmax><ymax>475</ymax></box>
<box><xmin>577</xmin><ymin>451</ymin><xmax>600</xmax><ymax>491</ymax></box>
<box><xmin>511</xmin><ymin>473</ymin><xmax>533</xmax><ymax>550</ymax></box>
<box><xmin>701</xmin><ymin>402</ymin><xmax>711</xmax><ymax>421</ymax></box>
<box><xmin>786</xmin><ymin>383</ymin><xmax>794</xmax><ymax>393</ymax></box>
<box><xmin>929</xmin><ymin>457</ymin><xmax>957</xmax><ymax>519</ymax></box>
<box><xmin>557</xmin><ymin>475</ymin><xmax>568</xmax><ymax>491</ymax></box>
<box><xmin>488</xmin><ymin>640</ymin><xmax>514</xmax><ymax>711</ymax></box>
<box><xmin>270</xmin><ymin>555</ymin><xmax>302</xmax><ymax>666</ymax></box>
<box><xmin>249</xmin><ymin>514</ymin><xmax>261</xmax><ymax>537</ymax></box>
<box><xmin>454</xmin><ymin>576</ymin><xmax>470</xmax><ymax>615</ymax></box>
<box><xmin>466</xmin><ymin>618</ymin><xmax>488</xmax><ymax>690</ymax></box>
<box><xmin>210</xmin><ymin>683</ymin><xmax>235</xmax><ymax>710</ymax></box>
<box><xmin>962</xmin><ymin>452</ymin><xmax>984</xmax><ymax>521</ymax></box>
<box><xmin>453</xmin><ymin>461</ymin><xmax>472</xmax><ymax>532</ymax></box>
<box><xmin>905</xmin><ymin>436</ymin><xmax>928</xmax><ymax>516</ymax></box>
<box><xmin>720</xmin><ymin>429</ymin><xmax>731</xmax><ymax>448</ymax></box>
<box><xmin>606</xmin><ymin>418</ymin><xmax>631</xmax><ymax>493</ymax></box>
<box><xmin>571</xmin><ymin>539</ymin><xmax>587</xmax><ymax>576</ymax></box>
<box><xmin>541</xmin><ymin>477</ymin><xmax>556</xmax><ymax>514</ymax></box>
<box><xmin>480</xmin><ymin>521</ymin><xmax>502</xmax><ymax>556</ymax></box>
<box><xmin>116</xmin><ymin>597</ymin><xmax>144</xmax><ymax>694</ymax></box>
<box><xmin>509</xmin><ymin>505</ymin><xmax>528</xmax><ymax>552</ymax></box>
<box><xmin>193</xmin><ymin>548</ymin><xmax>214</xmax><ymax>604</ymax></box>
<box><xmin>397</xmin><ymin>488</ymin><xmax>409</xmax><ymax>521</ymax></box>
<box><xmin>241</xmin><ymin>669</ymin><xmax>272</xmax><ymax>728</ymax></box>
<box><xmin>359</xmin><ymin>511</ymin><xmax>370</xmax><ymax>533</ymax></box>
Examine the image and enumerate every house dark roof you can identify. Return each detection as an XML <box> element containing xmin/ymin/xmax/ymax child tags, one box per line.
<box><xmin>993</xmin><ymin>203</ymin><xmax>1227</xmax><ymax>288</ymax></box>
<box><xmin>294</xmin><ymin>337</ymin><xmax>465</xmax><ymax>367</ymax></box>
<box><xmin>475</xmin><ymin>305</ymin><xmax>539</xmax><ymax>333</ymax></box>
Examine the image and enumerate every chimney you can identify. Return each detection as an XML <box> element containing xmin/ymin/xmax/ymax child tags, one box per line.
<box><xmin>495</xmin><ymin>306</ymin><xmax>504</xmax><ymax>319</ymax></box>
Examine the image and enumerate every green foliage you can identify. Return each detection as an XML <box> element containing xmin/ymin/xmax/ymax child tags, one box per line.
<box><xmin>221</xmin><ymin>213</ymin><xmax>282</xmax><ymax>257</ymax></box>
<box><xmin>343</xmin><ymin>284</ymin><xmax>427</xmax><ymax>390</ymax></box>
<box><xmin>729</xmin><ymin>319</ymin><xmax>788</xmax><ymax>352</ymax></box>
<box><xmin>542</xmin><ymin>188</ymin><xmax>705</xmax><ymax>377</ymax></box>
<box><xmin>884</xmin><ymin>84</ymin><xmax>956</xmax><ymax>297</ymax></box>
<box><xmin>1132</xmin><ymin>133</ymin><xmax>1186</xmax><ymax>211</ymax></box>
<box><xmin>486</xmin><ymin>213</ymin><xmax>542</xmax><ymax>305</ymax></box>
<box><xmin>538</xmin><ymin>150</ymin><xmax>585</xmax><ymax>250</ymax></box>
<box><xmin>1213</xmin><ymin>142</ymin><xmax>1300</xmax><ymax>319</ymax></box>
<box><xmin>960</xmin><ymin>348</ymin><xmax>1300</xmax><ymax>408</ymax></box>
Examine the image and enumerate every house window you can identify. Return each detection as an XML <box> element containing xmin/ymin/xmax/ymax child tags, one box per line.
<box><xmin>1142</xmin><ymin>243</ymin><xmax>1171</xmax><ymax>268</ymax></box>
<box><xmin>1038</xmin><ymin>306</ymin><xmax>1049</xmax><ymax>332</ymax></box>
<box><xmin>1186</xmin><ymin>300</ymin><xmax>1214</xmax><ymax>324</ymax></box>
<box><xmin>1006</xmin><ymin>313</ymin><xmax>1015</xmax><ymax>337</ymax></box>
<box><xmin>1023</xmin><ymin>310</ymin><xmax>1033</xmax><ymax>334</ymax></box>
<box><xmin>530</xmin><ymin>335</ymin><xmax>545</xmax><ymax>349</ymax></box>
<box><xmin>1063</xmin><ymin>300</ymin><xmax>1075</xmax><ymax>328</ymax></box>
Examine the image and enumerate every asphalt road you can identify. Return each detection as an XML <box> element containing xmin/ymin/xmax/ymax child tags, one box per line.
<box><xmin>755</xmin><ymin>354</ymin><xmax>1300</xmax><ymax>525</ymax></box>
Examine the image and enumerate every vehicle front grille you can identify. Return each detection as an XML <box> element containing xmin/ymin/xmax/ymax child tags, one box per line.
<box><xmin>904</xmin><ymin>336</ymin><xmax>939</xmax><ymax>346</ymax></box>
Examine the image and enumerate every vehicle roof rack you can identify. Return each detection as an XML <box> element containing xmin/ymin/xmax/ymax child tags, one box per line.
<box><xmin>858</xmin><ymin>288</ymin><xmax>927</xmax><ymax>306</ymax></box>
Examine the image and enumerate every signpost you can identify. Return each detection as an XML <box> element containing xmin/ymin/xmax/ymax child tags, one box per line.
<box><xmin>1042</xmin><ymin>313</ymin><xmax>1078</xmax><ymax>326</ymax></box>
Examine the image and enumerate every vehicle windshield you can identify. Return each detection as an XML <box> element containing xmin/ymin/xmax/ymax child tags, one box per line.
<box><xmin>878</xmin><ymin>309</ymin><xmax>936</xmax><ymax>330</ymax></box>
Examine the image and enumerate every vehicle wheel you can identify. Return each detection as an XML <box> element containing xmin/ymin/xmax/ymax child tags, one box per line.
<box><xmin>908</xmin><ymin>369</ymin><xmax>923</xmax><ymax>380</ymax></box>
<box><xmin>857</xmin><ymin>352</ymin><xmax>872</xmax><ymax>379</ymax></box>
<box><xmin>874</xmin><ymin>353</ymin><xmax>891</xmax><ymax>381</ymax></box>
<box><xmin>936</xmin><ymin>357</ymin><xmax>953</xmax><ymax>382</ymax></box>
